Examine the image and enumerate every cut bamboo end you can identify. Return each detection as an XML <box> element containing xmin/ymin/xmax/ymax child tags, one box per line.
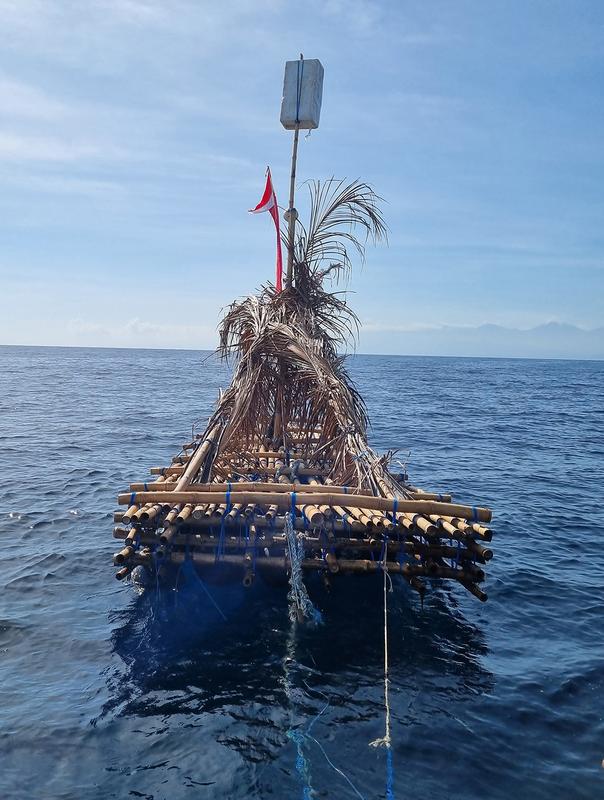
<box><xmin>113</xmin><ymin>546</ymin><xmax>134</xmax><ymax>565</ymax></box>
<box><xmin>115</xmin><ymin>566</ymin><xmax>130</xmax><ymax>581</ymax></box>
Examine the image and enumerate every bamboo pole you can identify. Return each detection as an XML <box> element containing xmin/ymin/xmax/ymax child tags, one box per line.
<box><xmin>174</xmin><ymin>422</ymin><xmax>221</xmax><ymax>490</ymax></box>
<box><xmin>113</xmin><ymin>545</ymin><xmax>134</xmax><ymax>565</ymax></box>
<box><xmin>113</xmin><ymin>526</ymin><xmax>487</xmax><ymax>565</ymax></box>
<box><xmin>192</xmin><ymin>503</ymin><xmax>208</xmax><ymax>520</ymax></box>
<box><xmin>344</xmin><ymin>505</ymin><xmax>374</xmax><ymax>529</ymax></box>
<box><xmin>115</xmin><ymin>566</ymin><xmax>130</xmax><ymax>580</ymax></box>
<box><xmin>400</xmin><ymin>513</ymin><xmax>438</xmax><ymax>536</ymax></box>
<box><xmin>164</xmin><ymin>505</ymin><xmax>182</xmax><ymax>525</ymax></box>
<box><xmin>175</xmin><ymin>504</ymin><xmax>193</xmax><ymax>525</ymax></box>
<box><xmin>286</xmin><ymin>125</ymin><xmax>300</xmax><ymax>289</ymax></box>
<box><xmin>118</xmin><ymin>490</ymin><xmax>492</xmax><ymax>522</ymax></box>
<box><xmin>122</xmin><ymin>504</ymin><xmax>139</xmax><ymax>523</ymax></box>
<box><xmin>127</xmin><ymin>550</ymin><xmax>482</xmax><ymax>585</ymax></box>
<box><xmin>129</xmin><ymin>480</ymin><xmax>354</xmax><ymax>494</ymax></box>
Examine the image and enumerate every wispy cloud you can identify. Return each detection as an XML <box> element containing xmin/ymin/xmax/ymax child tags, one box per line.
<box><xmin>67</xmin><ymin>316</ymin><xmax>218</xmax><ymax>349</ymax></box>
<box><xmin>0</xmin><ymin>75</ymin><xmax>67</xmax><ymax>120</ymax></box>
<box><xmin>0</xmin><ymin>132</ymin><xmax>127</xmax><ymax>162</ymax></box>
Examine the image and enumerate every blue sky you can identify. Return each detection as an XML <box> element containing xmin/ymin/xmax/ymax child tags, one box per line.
<box><xmin>0</xmin><ymin>0</ymin><xmax>603</xmax><ymax>356</ymax></box>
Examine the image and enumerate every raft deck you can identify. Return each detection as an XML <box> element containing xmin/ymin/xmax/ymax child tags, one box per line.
<box><xmin>114</xmin><ymin>423</ymin><xmax>493</xmax><ymax>602</ymax></box>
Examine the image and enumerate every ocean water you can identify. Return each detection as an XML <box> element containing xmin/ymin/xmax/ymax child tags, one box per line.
<box><xmin>0</xmin><ymin>345</ymin><xmax>602</xmax><ymax>800</ymax></box>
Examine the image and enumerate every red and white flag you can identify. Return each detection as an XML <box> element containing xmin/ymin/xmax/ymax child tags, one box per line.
<box><xmin>249</xmin><ymin>167</ymin><xmax>283</xmax><ymax>292</ymax></box>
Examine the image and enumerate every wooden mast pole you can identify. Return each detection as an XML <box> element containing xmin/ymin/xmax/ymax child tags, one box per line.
<box><xmin>285</xmin><ymin>54</ymin><xmax>303</xmax><ymax>290</ymax></box>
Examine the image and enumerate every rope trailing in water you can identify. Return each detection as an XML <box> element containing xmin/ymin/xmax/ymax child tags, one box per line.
<box><xmin>370</xmin><ymin>536</ymin><xmax>395</xmax><ymax>800</ymax></box>
<box><xmin>285</xmin><ymin>493</ymin><xmax>321</xmax><ymax>624</ymax></box>
<box><xmin>284</xmin><ymin>625</ymin><xmax>366</xmax><ymax>800</ymax></box>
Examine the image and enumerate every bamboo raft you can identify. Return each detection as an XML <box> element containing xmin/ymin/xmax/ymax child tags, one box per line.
<box><xmin>113</xmin><ymin>177</ymin><xmax>494</xmax><ymax>604</ymax></box>
<box><xmin>114</xmin><ymin>418</ymin><xmax>493</xmax><ymax>602</ymax></box>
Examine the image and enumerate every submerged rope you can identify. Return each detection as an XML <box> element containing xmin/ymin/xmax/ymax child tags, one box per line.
<box><xmin>370</xmin><ymin>544</ymin><xmax>395</xmax><ymax>800</ymax></box>
<box><xmin>284</xmin><ymin>623</ymin><xmax>366</xmax><ymax>800</ymax></box>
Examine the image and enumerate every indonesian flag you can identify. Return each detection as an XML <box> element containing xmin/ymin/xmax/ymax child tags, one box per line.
<box><xmin>249</xmin><ymin>167</ymin><xmax>283</xmax><ymax>292</ymax></box>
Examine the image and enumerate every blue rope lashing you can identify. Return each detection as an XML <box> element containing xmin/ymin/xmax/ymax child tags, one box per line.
<box><xmin>290</xmin><ymin>491</ymin><xmax>297</xmax><ymax>520</ymax></box>
<box><xmin>454</xmin><ymin>540</ymin><xmax>462</xmax><ymax>570</ymax></box>
<box><xmin>392</xmin><ymin>498</ymin><xmax>398</xmax><ymax>527</ymax></box>
<box><xmin>471</xmin><ymin>506</ymin><xmax>478</xmax><ymax>522</ymax></box>
<box><xmin>129</xmin><ymin>491</ymin><xmax>136</xmax><ymax>506</ymax></box>
<box><xmin>342</xmin><ymin>511</ymin><xmax>351</xmax><ymax>536</ymax></box>
<box><xmin>143</xmin><ymin>482</ymin><xmax>148</xmax><ymax>491</ymax></box>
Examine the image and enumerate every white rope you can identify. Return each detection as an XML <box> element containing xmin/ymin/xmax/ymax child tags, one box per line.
<box><xmin>370</xmin><ymin>562</ymin><xmax>392</xmax><ymax>749</ymax></box>
<box><xmin>285</xmin><ymin>511</ymin><xmax>320</xmax><ymax>623</ymax></box>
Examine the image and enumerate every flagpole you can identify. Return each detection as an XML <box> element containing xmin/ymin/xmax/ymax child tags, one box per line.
<box><xmin>285</xmin><ymin>125</ymin><xmax>299</xmax><ymax>290</ymax></box>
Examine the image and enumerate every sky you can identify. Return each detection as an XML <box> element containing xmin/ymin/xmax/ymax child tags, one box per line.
<box><xmin>0</xmin><ymin>0</ymin><xmax>603</xmax><ymax>357</ymax></box>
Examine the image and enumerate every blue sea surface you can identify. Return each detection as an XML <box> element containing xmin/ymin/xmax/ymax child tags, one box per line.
<box><xmin>0</xmin><ymin>345</ymin><xmax>602</xmax><ymax>799</ymax></box>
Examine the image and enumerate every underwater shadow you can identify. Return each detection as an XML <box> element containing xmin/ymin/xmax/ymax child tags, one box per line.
<box><xmin>101</xmin><ymin>569</ymin><xmax>493</xmax><ymax>728</ymax></box>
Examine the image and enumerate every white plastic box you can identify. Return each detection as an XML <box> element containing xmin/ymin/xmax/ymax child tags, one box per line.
<box><xmin>280</xmin><ymin>59</ymin><xmax>324</xmax><ymax>130</ymax></box>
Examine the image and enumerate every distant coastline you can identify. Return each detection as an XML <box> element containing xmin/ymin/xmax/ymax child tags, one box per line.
<box><xmin>1</xmin><ymin>320</ymin><xmax>603</xmax><ymax>362</ymax></box>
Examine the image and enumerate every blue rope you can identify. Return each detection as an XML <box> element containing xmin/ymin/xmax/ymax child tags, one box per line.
<box><xmin>386</xmin><ymin>748</ymin><xmax>394</xmax><ymax>800</ymax></box>
<box><xmin>453</xmin><ymin>540</ymin><xmax>462</xmax><ymax>569</ymax></box>
<box><xmin>295</xmin><ymin>58</ymin><xmax>305</xmax><ymax>124</ymax></box>
<box><xmin>129</xmin><ymin>491</ymin><xmax>136</xmax><ymax>505</ymax></box>
<box><xmin>287</xmin><ymin>730</ymin><xmax>313</xmax><ymax>800</ymax></box>
<box><xmin>392</xmin><ymin>498</ymin><xmax>398</xmax><ymax>527</ymax></box>
<box><xmin>181</xmin><ymin>557</ymin><xmax>227</xmax><ymax>621</ymax></box>
<box><xmin>288</xmin><ymin>690</ymin><xmax>367</xmax><ymax>800</ymax></box>
<box><xmin>214</xmin><ymin>489</ymin><xmax>233</xmax><ymax>563</ymax></box>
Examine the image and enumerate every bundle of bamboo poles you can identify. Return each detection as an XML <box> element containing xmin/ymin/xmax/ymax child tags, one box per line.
<box><xmin>113</xmin><ymin>177</ymin><xmax>494</xmax><ymax>602</ymax></box>
<box><xmin>114</xmin><ymin>420</ymin><xmax>493</xmax><ymax>602</ymax></box>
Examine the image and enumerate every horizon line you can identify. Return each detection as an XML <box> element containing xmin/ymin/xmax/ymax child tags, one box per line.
<box><xmin>1</xmin><ymin>342</ymin><xmax>602</xmax><ymax>363</ymax></box>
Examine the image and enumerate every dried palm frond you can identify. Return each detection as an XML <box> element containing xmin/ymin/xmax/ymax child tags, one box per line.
<box><xmin>295</xmin><ymin>177</ymin><xmax>387</xmax><ymax>284</ymax></box>
<box><xmin>198</xmin><ymin>177</ymin><xmax>392</xmax><ymax>489</ymax></box>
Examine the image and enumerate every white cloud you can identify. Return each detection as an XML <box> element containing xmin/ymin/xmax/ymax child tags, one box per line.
<box><xmin>67</xmin><ymin>316</ymin><xmax>218</xmax><ymax>349</ymax></box>
<box><xmin>3</xmin><ymin>173</ymin><xmax>124</xmax><ymax>196</ymax></box>
<box><xmin>0</xmin><ymin>75</ymin><xmax>67</xmax><ymax>120</ymax></box>
<box><xmin>0</xmin><ymin>131</ymin><xmax>127</xmax><ymax>162</ymax></box>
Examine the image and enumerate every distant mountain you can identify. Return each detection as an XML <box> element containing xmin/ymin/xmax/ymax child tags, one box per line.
<box><xmin>360</xmin><ymin>322</ymin><xmax>604</xmax><ymax>359</ymax></box>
